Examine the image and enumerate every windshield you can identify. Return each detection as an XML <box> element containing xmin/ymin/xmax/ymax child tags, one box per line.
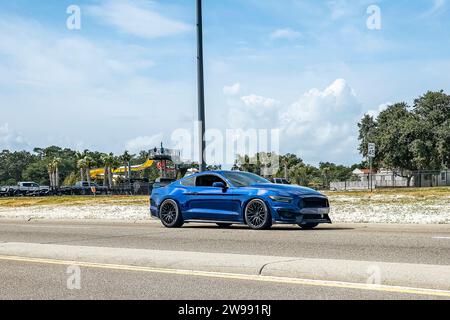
<box><xmin>222</xmin><ymin>172</ymin><xmax>271</xmax><ymax>187</ymax></box>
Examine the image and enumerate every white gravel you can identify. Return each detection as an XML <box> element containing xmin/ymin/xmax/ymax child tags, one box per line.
<box><xmin>0</xmin><ymin>205</ymin><xmax>149</xmax><ymax>221</ymax></box>
<box><xmin>329</xmin><ymin>194</ymin><xmax>450</xmax><ymax>224</ymax></box>
<box><xmin>0</xmin><ymin>194</ymin><xmax>449</xmax><ymax>224</ymax></box>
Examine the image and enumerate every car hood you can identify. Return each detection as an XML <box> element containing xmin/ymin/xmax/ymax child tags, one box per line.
<box><xmin>248</xmin><ymin>183</ymin><xmax>325</xmax><ymax>197</ymax></box>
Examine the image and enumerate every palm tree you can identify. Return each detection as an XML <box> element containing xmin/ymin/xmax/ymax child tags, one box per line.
<box><xmin>84</xmin><ymin>156</ymin><xmax>94</xmax><ymax>186</ymax></box>
<box><xmin>121</xmin><ymin>151</ymin><xmax>132</xmax><ymax>186</ymax></box>
<box><xmin>52</xmin><ymin>157</ymin><xmax>62</xmax><ymax>188</ymax></box>
<box><xmin>100</xmin><ymin>153</ymin><xmax>109</xmax><ymax>187</ymax></box>
<box><xmin>77</xmin><ymin>158</ymin><xmax>87</xmax><ymax>182</ymax></box>
<box><xmin>47</xmin><ymin>162</ymin><xmax>54</xmax><ymax>188</ymax></box>
<box><xmin>101</xmin><ymin>153</ymin><xmax>116</xmax><ymax>189</ymax></box>
<box><xmin>76</xmin><ymin>151</ymin><xmax>88</xmax><ymax>180</ymax></box>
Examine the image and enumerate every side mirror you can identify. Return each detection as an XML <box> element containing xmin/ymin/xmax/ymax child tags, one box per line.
<box><xmin>212</xmin><ymin>182</ymin><xmax>227</xmax><ymax>190</ymax></box>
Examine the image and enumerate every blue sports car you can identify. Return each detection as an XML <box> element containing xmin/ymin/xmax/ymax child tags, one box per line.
<box><xmin>150</xmin><ymin>171</ymin><xmax>331</xmax><ymax>230</ymax></box>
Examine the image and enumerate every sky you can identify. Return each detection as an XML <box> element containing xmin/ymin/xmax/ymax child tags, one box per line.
<box><xmin>0</xmin><ymin>0</ymin><xmax>450</xmax><ymax>166</ymax></box>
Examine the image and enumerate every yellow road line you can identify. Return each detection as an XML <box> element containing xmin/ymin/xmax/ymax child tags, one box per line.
<box><xmin>0</xmin><ymin>255</ymin><xmax>449</xmax><ymax>298</ymax></box>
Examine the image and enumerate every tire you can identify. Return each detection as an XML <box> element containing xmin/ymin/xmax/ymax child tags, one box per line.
<box><xmin>216</xmin><ymin>223</ymin><xmax>233</xmax><ymax>228</ymax></box>
<box><xmin>159</xmin><ymin>199</ymin><xmax>184</xmax><ymax>228</ymax></box>
<box><xmin>244</xmin><ymin>199</ymin><xmax>272</xmax><ymax>230</ymax></box>
<box><xmin>298</xmin><ymin>223</ymin><xmax>319</xmax><ymax>230</ymax></box>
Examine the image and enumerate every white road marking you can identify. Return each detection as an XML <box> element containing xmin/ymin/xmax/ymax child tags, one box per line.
<box><xmin>433</xmin><ymin>237</ymin><xmax>450</xmax><ymax>240</ymax></box>
<box><xmin>0</xmin><ymin>255</ymin><xmax>450</xmax><ymax>298</ymax></box>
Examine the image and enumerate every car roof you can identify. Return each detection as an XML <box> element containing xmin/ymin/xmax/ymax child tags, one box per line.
<box><xmin>193</xmin><ymin>170</ymin><xmax>249</xmax><ymax>175</ymax></box>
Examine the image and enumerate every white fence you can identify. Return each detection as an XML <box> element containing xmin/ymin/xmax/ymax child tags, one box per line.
<box><xmin>330</xmin><ymin>180</ymin><xmax>411</xmax><ymax>191</ymax></box>
<box><xmin>330</xmin><ymin>182</ymin><xmax>372</xmax><ymax>191</ymax></box>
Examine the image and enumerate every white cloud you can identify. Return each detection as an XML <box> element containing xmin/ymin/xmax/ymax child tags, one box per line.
<box><xmin>125</xmin><ymin>134</ymin><xmax>164</xmax><ymax>153</ymax></box>
<box><xmin>269</xmin><ymin>28</ymin><xmax>301</xmax><ymax>40</ymax></box>
<box><xmin>327</xmin><ymin>0</ymin><xmax>354</xmax><ymax>20</ymax></box>
<box><xmin>223</xmin><ymin>83</ymin><xmax>241</xmax><ymax>96</ymax></box>
<box><xmin>423</xmin><ymin>0</ymin><xmax>447</xmax><ymax>16</ymax></box>
<box><xmin>87</xmin><ymin>0</ymin><xmax>192</xmax><ymax>39</ymax></box>
<box><xmin>367</xmin><ymin>102</ymin><xmax>392</xmax><ymax>118</ymax></box>
<box><xmin>241</xmin><ymin>95</ymin><xmax>280</xmax><ymax>108</ymax></box>
<box><xmin>281</xmin><ymin>79</ymin><xmax>362</xmax><ymax>148</ymax></box>
<box><xmin>0</xmin><ymin>15</ymin><xmax>193</xmax><ymax>153</ymax></box>
<box><xmin>227</xmin><ymin>79</ymin><xmax>363</xmax><ymax>164</ymax></box>
<box><xmin>0</xmin><ymin>124</ymin><xmax>29</xmax><ymax>150</ymax></box>
<box><xmin>227</xmin><ymin>94</ymin><xmax>280</xmax><ymax>130</ymax></box>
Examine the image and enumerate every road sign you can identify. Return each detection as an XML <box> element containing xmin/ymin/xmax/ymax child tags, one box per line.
<box><xmin>368</xmin><ymin>143</ymin><xmax>376</xmax><ymax>158</ymax></box>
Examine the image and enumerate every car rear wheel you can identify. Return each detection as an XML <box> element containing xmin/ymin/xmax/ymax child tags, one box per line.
<box><xmin>245</xmin><ymin>199</ymin><xmax>272</xmax><ymax>230</ymax></box>
<box><xmin>159</xmin><ymin>199</ymin><xmax>184</xmax><ymax>228</ymax></box>
<box><xmin>298</xmin><ymin>223</ymin><xmax>319</xmax><ymax>230</ymax></box>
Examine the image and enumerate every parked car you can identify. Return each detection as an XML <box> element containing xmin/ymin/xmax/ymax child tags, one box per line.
<box><xmin>68</xmin><ymin>181</ymin><xmax>109</xmax><ymax>195</ymax></box>
<box><xmin>0</xmin><ymin>186</ymin><xmax>15</xmax><ymax>197</ymax></box>
<box><xmin>150</xmin><ymin>171</ymin><xmax>331</xmax><ymax>230</ymax></box>
<box><xmin>0</xmin><ymin>182</ymin><xmax>50</xmax><ymax>197</ymax></box>
<box><xmin>271</xmin><ymin>178</ymin><xmax>291</xmax><ymax>185</ymax></box>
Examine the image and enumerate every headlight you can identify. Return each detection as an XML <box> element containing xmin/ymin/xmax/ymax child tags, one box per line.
<box><xmin>269</xmin><ymin>196</ymin><xmax>294</xmax><ymax>203</ymax></box>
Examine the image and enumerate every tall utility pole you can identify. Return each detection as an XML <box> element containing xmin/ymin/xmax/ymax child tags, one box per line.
<box><xmin>196</xmin><ymin>0</ymin><xmax>207</xmax><ymax>172</ymax></box>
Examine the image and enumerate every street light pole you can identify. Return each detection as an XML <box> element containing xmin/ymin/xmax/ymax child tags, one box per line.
<box><xmin>196</xmin><ymin>0</ymin><xmax>207</xmax><ymax>172</ymax></box>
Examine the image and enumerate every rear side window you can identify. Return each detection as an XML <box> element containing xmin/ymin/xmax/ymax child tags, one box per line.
<box><xmin>196</xmin><ymin>175</ymin><xmax>226</xmax><ymax>187</ymax></box>
<box><xmin>181</xmin><ymin>176</ymin><xmax>196</xmax><ymax>187</ymax></box>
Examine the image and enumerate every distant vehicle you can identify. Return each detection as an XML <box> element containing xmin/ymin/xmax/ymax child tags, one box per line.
<box><xmin>150</xmin><ymin>171</ymin><xmax>331</xmax><ymax>230</ymax></box>
<box><xmin>64</xmin><ymin>181</ymin><xmax>108</xmax><ymax>195</ymax></box>
<box><xmin>149</xmin><ymin>178</ymin><xmax>176</xmax><ymax>194</ymax></box>
<box><xmin>271</xmin><ymin>178</ymin><xmax>291</xmax><ymax>185</ymax></box>
<box><xmin>0</xmin><ymin>186</ymin><xmax>14</xmax><ymax>197</ymax></box>
<box><xmin>0</xmin><ymin>182</ymin><xmax>50</xmax><ymax>197</ymax></box>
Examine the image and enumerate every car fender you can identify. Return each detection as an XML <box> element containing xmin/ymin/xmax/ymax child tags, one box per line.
<box><xmin>240</xmin><ymin>196</ymin><xmax>274</xmax><ymax>223</ymax></box>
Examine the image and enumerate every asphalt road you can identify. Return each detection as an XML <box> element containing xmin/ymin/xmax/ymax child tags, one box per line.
<box><xmin>0</xmin><ymin>219</ymin><xmax>449</xmax><ymax>300</ymax></box>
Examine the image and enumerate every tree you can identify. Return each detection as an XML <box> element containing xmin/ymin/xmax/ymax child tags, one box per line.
<box><xmin>412</xmin><ymin>91</ymin><xmax>450</xmax><ymax>169</ymax></box>
<box><xmin>101</xmin><ymin>153</ymin><xmax>116</xmax><ymax>189</ymax></box>
<box><xmin>84</xmin><ymin>156</ymin><xmax>94</xmax><ymax>186</ymax></box>
<box><xmin>357</xmin><ymin>92</ymin><xmax>450</xmax><ymax>187</ymax></box>
<box><xmin>52</xmin><ymin>158</ymin><xmax>62</xmax><ymax>188</ymax></box>
<box><xmin>77</xmin><ymin>158</ymin><xmax>87</xmax><ymax>183</ymax></box>
<box><xmin>358</xmin><ymin>114</ymin><xmax>378</xmax><ymax>162</ymax></box>
<box><xmin>120</xmin><ymin>151</ymin><xmax>133</xmax><ymax>186</ymax></box>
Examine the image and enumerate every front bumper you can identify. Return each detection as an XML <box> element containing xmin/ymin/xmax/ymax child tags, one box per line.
<box><xmin>273</xmin><ymin>205</ymin><xmax>332</xmax><ymax>225</ymax></box>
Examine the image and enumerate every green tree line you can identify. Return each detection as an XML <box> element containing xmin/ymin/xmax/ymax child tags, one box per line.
<box><xmin>0</xmin><ymin>146</ymin><xmax>159</xmax><ymax>187</ymax></box>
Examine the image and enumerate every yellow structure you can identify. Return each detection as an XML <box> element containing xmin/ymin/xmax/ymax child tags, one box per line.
<box><xmin>90</xmin><ymin>159</ymin><xmax>154</xmax><ymax>179</ymax></box>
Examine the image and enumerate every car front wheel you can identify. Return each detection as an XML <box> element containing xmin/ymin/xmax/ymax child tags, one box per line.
<box><xmin>159</xmin><ymin>199</ymin><xmax>184</xmax><ymax>228</ymax></box>
<box><xmin>245</xmin><ymin>199</ymin><xmax>272</xmax><ymax>230</ymax></box>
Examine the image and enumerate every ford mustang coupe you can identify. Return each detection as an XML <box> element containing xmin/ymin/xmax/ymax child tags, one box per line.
<box><xmin>150</xmin><ymin>171</ymin><xmax>331</xmax><ymax>230</ymax></box>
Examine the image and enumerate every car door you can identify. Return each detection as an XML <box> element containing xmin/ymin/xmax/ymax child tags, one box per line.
<box><xmin>184</xmin><ymin>174</ymin><xmax>240</xmax><ymax>221</ymax></box>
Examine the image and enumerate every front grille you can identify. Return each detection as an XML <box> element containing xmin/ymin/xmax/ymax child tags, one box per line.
<box><xmin>301</xmin><ymin>197</ymin><xmax>329</xmax><ymax>208</ymax></box>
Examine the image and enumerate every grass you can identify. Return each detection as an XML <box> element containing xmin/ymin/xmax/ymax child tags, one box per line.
<box><xmin>325</xmin><ymin>187</ymin><xmax>450</xmax><ymax>198</ymax></box>
<box><xmin>0</xmin><ymin>195</ymin><xmax>149</xmax><ymax>208</ymax></box>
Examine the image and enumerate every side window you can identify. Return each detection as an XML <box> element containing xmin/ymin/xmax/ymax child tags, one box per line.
<box><xmin>196</xmin><ymin>175</ymin><xmax>226</xmax><ymax>187</ymax></box>
<box><xmin>181</xmin><ymin>176</ymin><xmax>196</xmax><ymax>187</ymax></box>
